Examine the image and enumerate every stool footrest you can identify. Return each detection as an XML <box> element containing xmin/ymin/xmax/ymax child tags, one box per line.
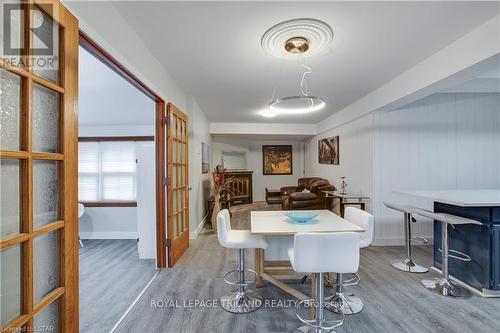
<box><xmin>411</xmin><ymin>236</ymin><xmax>428</xmax><ymax>244</ymax></box>
<box><xmin>341</xmin><ymin>273</ymin><xmax>360</xmax><ymax>287</ymax></box>
<box><xmin>438</xmin><ymin>248</ymin><xmax>472</xmax><ymax>262</ymax></box>
<box><xmin>223</xmin><ymin>269</ymin><xmax>258</xmax><ymax>286</ymax></box>
<box><xmin>295</xmin><ymin>299</ymin><xmax>344</xmax><ymax>331</ymax></box>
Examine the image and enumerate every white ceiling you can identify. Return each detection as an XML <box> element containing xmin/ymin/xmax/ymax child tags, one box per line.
<box><xmin>112</xmin><ymin>1</ymin><xmax>499</xmax><ymax>124</ymax></box>
<box><xmin>78</xmin><ymin>46</ymin><xmax>155</xmax><ymax>126</ymax></box>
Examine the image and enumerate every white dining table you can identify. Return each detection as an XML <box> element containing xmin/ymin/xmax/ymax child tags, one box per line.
<box><xmin>250</xmin><ymin>210</ymin><xmax>364</xmax><ymax>300</ymax></box>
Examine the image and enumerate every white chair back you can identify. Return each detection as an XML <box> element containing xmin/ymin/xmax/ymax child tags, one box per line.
<box><xmin>217</xmin><ymin>209</ymin><xmax>232</xmax><ymax>247</ymax></box>
<box><xmin>78</xmin><ymin>203</ymin><xmax>85</xmax><ymax>218</ymax></box>
<box><xmin>344</xmin><ymin>207</ymin><xmax>374</xmax><ymax>248</ymax></box>
<box><xmin>292</xmin><ymin>232</ymin><xmax>360</xmax><ymax>273</ymax></box>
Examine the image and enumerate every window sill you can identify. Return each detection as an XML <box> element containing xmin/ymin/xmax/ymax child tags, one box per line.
<box><xmin>81</xmin><ymin>202</ymin><xmax>137</xmax><ymax>208</ymax></box>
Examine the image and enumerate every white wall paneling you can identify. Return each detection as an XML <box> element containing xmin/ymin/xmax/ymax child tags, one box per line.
<box><xmin>373</xmin><ymin>93</ymin><xmax>500</xmax><ymax>245</ymax></box>
<box><xmin>305</xmin><ymin>93</ymin><xmax>500</xmax><ymax>245</ymax></box>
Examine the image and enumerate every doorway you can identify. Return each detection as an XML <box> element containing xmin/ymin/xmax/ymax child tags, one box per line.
<box><xmin>77</xmin><ymin>44</ymin><xmax>158</xmax><ymax>333</ymax></box>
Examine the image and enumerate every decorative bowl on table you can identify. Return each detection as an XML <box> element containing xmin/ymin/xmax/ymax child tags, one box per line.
<box><xmin>285</xmin><ymin>212</ymin><xmax>319</xmax><ymax>224</ymax></box>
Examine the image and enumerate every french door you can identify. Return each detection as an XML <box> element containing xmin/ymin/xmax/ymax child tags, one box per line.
<box><xmin>166</xmin><ymin>103</ymin><xmax>189</xmax><ymax>266</ymax></box>
<box><xmin>0</xmin><ymin>1</ymin><xmax>79</xmax><ymax>332</ymax></box>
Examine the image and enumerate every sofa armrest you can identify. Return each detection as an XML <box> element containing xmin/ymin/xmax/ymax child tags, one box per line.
<box><xmin>317</xmin><ymin>184</ymin><xmax>335</xmax><ymax>196</ymax></box>
<box><xmin>290</xmin><ymin>192</ymin><xmax>317</xmax><ymax>201</ymax></box>
<box><xmin>281</xmin><ymin>186</ymin><xmax>298</xmax><ymax>196</ymax></box>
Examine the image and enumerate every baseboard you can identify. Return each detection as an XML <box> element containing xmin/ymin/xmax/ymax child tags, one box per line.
<box><xmin>372</xmin><ymin>236</ymin><xmax>434</xmax><ymax>246</ymax></box>
<box><xmin>190</xmin><ymin>214</ymin><xmax>208</xmax><ymax>240</ymax></box>
<box><xmin>80</xmin><ymin>231</ymin><xmax>138</xmax><ymax>240</ymax></box>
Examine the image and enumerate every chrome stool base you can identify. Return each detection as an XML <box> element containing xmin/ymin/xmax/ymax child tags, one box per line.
<box><xmin>295</xmin><ymin>273</ymin><xmax>344</xmax><ymax>333</ymax></box>
<box><xmin>293</xmin><ymin>325</ymin><xmax>337</xmax><ymax>333</ymax></box>
<box><xmin>220</xmin><ymin>289</ymin><xmax>263</xmax><ymax>314</ymax></box>
<box><xmin>422</xmin><ymin>278</ymin><xmax>471</xmax><ymax>298</ymax></box>
<box><xmin>325</xmin><ymin>293</ymin><xmax>363</xmax><ymax>315</ymax></box>
<box><xmin>391</xmin><ymin>259</ymin><xmax>428</xmax><ymax>273</ymax></box>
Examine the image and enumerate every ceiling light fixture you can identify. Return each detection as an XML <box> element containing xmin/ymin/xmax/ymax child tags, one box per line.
<box><xmin>284</xmin><ymin>37</ymin><xmax>309</xmax><ymax>54</ymax></box>
<box><xmin>260</xmin><ymin>18</ymin><xmax>331</xmax><ymax>118</ymax></box>
<box><xmin>269</xmin><ymin>96</ymin><xmax>325</xmax><ymax>114</ymax></box>
<box><xmin>261</xmin><ymin>18</ymin><xmax>333</xmax><ymax>58</ymax></box>
<box><xmin>260</xmin><ymin>109</ymin><xmax>277</xmax><ymax>118</ymax></box>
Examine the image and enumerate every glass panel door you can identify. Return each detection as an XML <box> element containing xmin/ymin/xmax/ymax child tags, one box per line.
<box><xmin>0</xmin><ymin>1</ymin><xmax>79</xmax><ymax>332</ymax></box>
<box><xmin>166</xmin><ymin>103</ymin><xmax>189</xmax><ymax>266</ymax></box>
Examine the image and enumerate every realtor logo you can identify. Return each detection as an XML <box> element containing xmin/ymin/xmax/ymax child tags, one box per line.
<box><xmin>1</xmin><ymin>1</ymin><xmax>58</xmax><ymax>70</ymax></box>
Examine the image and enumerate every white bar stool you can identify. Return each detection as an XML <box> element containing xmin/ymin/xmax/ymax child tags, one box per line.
<box><xmin>78</xmin><ymin>203</ymin><xmax>85</xmax><ymax>248</ymax></box>
<box><xmin>384</xmin><ymin>202</ymin><xmax>428</xmax><ymax>273</ymax></box>
<box><xmin>288</xmin><ymin>232</ymin><xmax>360</xmax><ymax>333</ymax></box>
<box><xmin>415</xmin><ymin>208</ymin><xmax>481</xmax><ymax>298</ymax></box>
<box><xmin>325</xmin><ymin>207</ymin><xmax>374</xmax><ymax>315</ymax></box>
<box><xmin>216</xmin><ymin>209</ymin><xmax>268</xmax><ymax>313</ymax></box>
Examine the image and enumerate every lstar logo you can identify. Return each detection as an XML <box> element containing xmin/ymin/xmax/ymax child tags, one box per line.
<box><xmin>2</xmin><ymin>2</ymin><xmax>58</xmax><ymax>70</ymax></box>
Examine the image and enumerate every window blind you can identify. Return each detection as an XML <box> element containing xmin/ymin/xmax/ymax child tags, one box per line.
<box><xmin>78</xmin><ymin>141</ymin><xmax>137</xmax><ymax>202</ymax></box>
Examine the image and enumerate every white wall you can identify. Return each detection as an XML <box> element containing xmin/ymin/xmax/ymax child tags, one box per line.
<box><xmin>373</xmin><ymin>92</ymin><xmax>500</xmax><ymax>245</ymax></box>
<box><xmin>66</xmin><ymin>2</ymin><xmax>213</xmax><ymax>241</ymax></box>
<box><xmin>79</xmin><ymin>207</ymin><xmax>137</xmax><ymax>239</ymax></box>
<box><xmin>306</xmin><ymin>114</ymin><xmax>374</xmax><ymax>212</ymax></box>
<box><xmin>212</xmin><ymin>137</ymin><xmax>306</xmax><ymax>202</ymax></box>
<box><xmin>136</xmin><ymin>142</ymin><xmax>156</xmax><ymax>258</ymax></box>
<box><xmin>187</xmin><ymin>97</ymin><xmax>212</xmax><ymax>239</ymax></box>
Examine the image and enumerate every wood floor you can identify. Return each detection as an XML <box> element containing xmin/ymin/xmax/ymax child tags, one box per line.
<box><xmin>79</xmin><ymin>239</ymin><xmax>157</xmax><ymax>333</ymax></box>
<box><xmin>114</xmin><ymin>204</ymin><xmax>500</xmax><ymax>333</ymax></box>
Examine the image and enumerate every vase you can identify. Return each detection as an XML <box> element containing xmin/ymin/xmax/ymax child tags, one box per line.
<box><xmin>211</xmin><ymin>193</ymin><xmax>221</xmax><ymax>230</ymax></box>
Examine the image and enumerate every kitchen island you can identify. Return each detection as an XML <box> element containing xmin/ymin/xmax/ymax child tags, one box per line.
<box><xmin>396</xmin><ymin>190</ymin><xmax>500</xmax><ymax>297</ymax></box>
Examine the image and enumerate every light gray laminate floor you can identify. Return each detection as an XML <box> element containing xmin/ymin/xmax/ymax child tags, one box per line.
<box><xmin>114</xmin><ymin>204</ymin><xmax>500</xmax><ymax>333</ymax></box>
<box><xmin>79</xmin><ymin>239</ymin><xmax>157</xmax><ymax>333</ymax></box>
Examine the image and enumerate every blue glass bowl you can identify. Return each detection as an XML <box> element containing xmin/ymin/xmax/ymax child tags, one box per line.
<box><xmin>285</xmin><ymin>212</ymin><xmax>319</xmax><ymax>224</ymax></box>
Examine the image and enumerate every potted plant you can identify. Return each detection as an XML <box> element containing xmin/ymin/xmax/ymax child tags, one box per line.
<box><xmin>211</xmin><ymin>168</ymin><xmax>235</xmax><ymax>230</ymax></box>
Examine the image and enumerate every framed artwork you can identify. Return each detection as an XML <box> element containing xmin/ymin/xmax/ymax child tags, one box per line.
<box><xmin>262</xmin><ymin>145</ymin><xmax>293</xmax><ymax>175</ymax></box>
<box><xmin>318</xmin><ymin>136</ymin><xmax>339</xmax><ymax>165</ymax></box>
<box><xmin>202</xmin><ymin>142</ymin><xmax>210</xmax><ymax>173</ymax></box>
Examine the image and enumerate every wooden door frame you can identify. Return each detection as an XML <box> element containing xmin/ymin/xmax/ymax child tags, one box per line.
<box><xmin>78</xmin><ymin>32</ymin><xmax>168</xmax><ymax>267</ymax></box>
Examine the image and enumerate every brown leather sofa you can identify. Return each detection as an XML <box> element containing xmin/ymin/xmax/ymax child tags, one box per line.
<box><xmin>280</xmin><ymin>177</ymin><xmax>335</xmax><ymax>210</ymax></box>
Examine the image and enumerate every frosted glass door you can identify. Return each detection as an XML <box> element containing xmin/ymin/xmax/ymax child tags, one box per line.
<box><xmin>166</xmin><ymin>103</ymin><xmax>189</xmax><ymax>266</ymax></box>
<box><xmin>0</xmin><ymin>1</ymin><xmax>79</xmax><ymax>332</ymax></box>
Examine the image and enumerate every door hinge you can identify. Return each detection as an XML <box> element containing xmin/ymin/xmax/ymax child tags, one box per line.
<box><xmin>163</xmin><ymin>116</ymin><xmax>169</xmax><ymax>126</ymax></box>
<box><xmin>163</xmin><ymin>177</ymin><xmax>170</xmax><ymax>186</ymax></box>
<box><xmin>165</xmin><ymin>238</ymin><xmax>171</xmax><ymax>248</ymax></box>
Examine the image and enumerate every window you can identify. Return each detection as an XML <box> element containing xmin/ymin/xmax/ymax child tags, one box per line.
<box><xmin>78</xmin><ymin>141</ymin><xmax>137</xmax><ymax>202</ymax></box>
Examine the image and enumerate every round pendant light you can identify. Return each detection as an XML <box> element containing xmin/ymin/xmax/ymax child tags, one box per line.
<box><xmin>260</xmin><ymin>18</ymin><xmax>332</xmax><ymax>118</ymax></box>
<box><xmin>269</xmin><ymin>95</ymin><xmax>325</xmax><ymax>114</ymax></box>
